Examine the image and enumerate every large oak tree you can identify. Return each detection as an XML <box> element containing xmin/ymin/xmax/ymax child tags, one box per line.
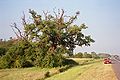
<box><xmin>23</xmin><ymin>9</ymin><xmax>94</xmax><ymax>55</ymax></box>
<box><xmin>0</xmin><ymin>9</ymin><xmax>94</xmax><ymax>68</ymax></box>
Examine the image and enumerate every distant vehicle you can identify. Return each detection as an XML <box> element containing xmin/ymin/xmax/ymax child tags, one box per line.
<box><xmin>104</xmin><ymin>58</ymin><xmax>111</xmax><ymax>64</ymax></box>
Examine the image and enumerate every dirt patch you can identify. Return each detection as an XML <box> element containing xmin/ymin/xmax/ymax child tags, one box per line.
<box><xmin>24</xmin><ymin>72</ymin><xmax>47</xmax><ymax>80</ymax></box>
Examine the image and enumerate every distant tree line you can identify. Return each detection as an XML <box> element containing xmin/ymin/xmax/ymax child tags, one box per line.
<box><xmin>71</xmin><ymin>52</ymin><xmax>111</xmax><ymax>59</ymax></box>
<box><xmin>72</xmin><ymin>52</ymin><xmax>100</xmax><ymax>59</ymax></box>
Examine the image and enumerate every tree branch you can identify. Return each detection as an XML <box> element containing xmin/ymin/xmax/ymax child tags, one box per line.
<box><xmin>42</xmin><ymin>10</ymin><xmax>49</xmax><ymax>20</ymax></box>
<box><xmin>22</xmin><ymin>12</ymin><xmax>26</xmax><ymax>26</ymax></box>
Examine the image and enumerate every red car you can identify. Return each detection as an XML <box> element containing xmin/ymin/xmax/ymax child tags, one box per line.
<box><xmin>104</xmin><ymin>58</ymin><xmax>111</xmax><ymax>64</ymax></box>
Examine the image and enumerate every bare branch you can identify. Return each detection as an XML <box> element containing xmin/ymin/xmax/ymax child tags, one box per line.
<box><xmin>66</xmin><ymin>11</ymin><xmax>80</xmax><ymax>26</ymax></box>
<box><xmin>10</xmin><ymin>23</ymin><xmax>29</xmax><ymax>42</ymax></box>
<box><xmin>14</xmin><ymin>23</ymin><xmax>23</xmax><ymax>38</ymax></box>
<box><xmin>10</xmin><ymin>23</ymin><xmax>23</xmax><ymax>40</ymax></box>
<box><xmin>10</xmin><ymin>25</ymin><xmax>20</xmax><ymax>39</ymax></box>
<box><xmin>60</xmin><ymin>9</ymin><xmax>64</xmax><ymax>19</ymax></box>
<box><xmin>58</xmin><ymin>9</ymin><xmax>64</xmax><ymax>24</ymax></box>
<box><xmin>22</xmin><ymin>12</ymin><xmax>26</xmax><ymax>26</ymax></box>
<box><xmin>53</xmin><ymin>8</ymin><xmax>58</xmax><ymax>19</ymax></box>
<box><xmin>58</xmin><ymin>9</ymin><xmax>60</xmax><ymax>18</ymax></box>
<box><xmin>42</xmin><ymin>10</ymin><xmax>49</xmax><ymax>20</ymax></box>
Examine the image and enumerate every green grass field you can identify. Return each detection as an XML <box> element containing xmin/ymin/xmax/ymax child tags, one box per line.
<box><xmin>0</xmin><ymin>58</ymin><xmax>117</xmax><ymax>80</ymax></box>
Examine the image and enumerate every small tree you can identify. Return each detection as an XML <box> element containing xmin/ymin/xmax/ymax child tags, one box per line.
<box><xmin>74</xmin><ymin>52</ymin><xmax>83</xmax><ymax>58</ymax></box>
<box><xmin>91</xmin><ymin>52</ymin><xmax>100</xmax><ymax>59</ymax></box>
<box><xmin>83</xmin><ymin>52</ymin><xmax>92</xmax><ymax>58</ymax></box>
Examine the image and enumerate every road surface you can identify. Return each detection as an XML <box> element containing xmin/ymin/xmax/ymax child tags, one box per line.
<box><xmin>112</xmin><ymin>59</ymin><xmax>120</xmax><ymax>80</ymax></box>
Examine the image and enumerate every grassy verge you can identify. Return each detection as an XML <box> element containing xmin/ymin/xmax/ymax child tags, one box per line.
<box><xmin>0</xmin><ymin>58</ymin><xmax>93</xmax><ymax>80</ymax></box>
<box><xmin>0</xmin><ymin>58</ymin><xmax>117</xmax><ymax>80</ymax></box>
<box><xmin>45</xmin><ymin>59</ymin><xmax>117</xmax><ymax>80</ymax></box>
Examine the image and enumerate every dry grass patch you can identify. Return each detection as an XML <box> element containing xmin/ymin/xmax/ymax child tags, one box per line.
<box><xmin>76</xmin><ymin>62</ymin><xmax>117</xmax><ymax>80</ymax></box>
<box><xmin>0</xmin><ymin>66</ymin><xmax>70</xmax><ymax>80</ymax></box>
<box><xmin>0</xmin><ymin>67</ymin><xmax>50</xmax><ymax>80</ymax></box>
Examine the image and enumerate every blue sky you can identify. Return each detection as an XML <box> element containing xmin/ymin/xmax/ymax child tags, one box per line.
<box><xmin>0</xmin><ymin>0</ymin><xmax>120</xmax><ymax>54</ymax></box>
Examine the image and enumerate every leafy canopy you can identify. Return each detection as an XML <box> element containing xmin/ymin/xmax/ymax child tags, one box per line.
<box><xmin>23</xmin><ymin>9</ymin><xmax>94</xmax><ymax>55</ymax></box>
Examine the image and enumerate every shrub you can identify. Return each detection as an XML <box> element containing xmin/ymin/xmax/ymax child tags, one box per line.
<box><xmin>44</xmin><ymin>71</ymin><xmax>50</xmax><ymax>78</ymax></box>
<box><xmin>63</xmin><ymin>59</ymin><xmax>79</xmax><ymax>66</ymax></box>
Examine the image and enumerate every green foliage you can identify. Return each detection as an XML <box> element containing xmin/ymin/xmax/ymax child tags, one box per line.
<box><xmin>0</xmin><ymin>40</ymin><xmax>33</xmax><ymax>68</ymax></box>
<box><xmin>0</xmin><ymin>9</ymin><xmax>94</xmax><ymax>68</ymax></box>
<box><xmin>25</xmin><ymin>9</ymin><xmax>94</xmax><ymax>56</ymax></box>
<box><xmin>34</xmin><ymin>47</ymin><xmax>65</xmax><ymax>68</ymax></box>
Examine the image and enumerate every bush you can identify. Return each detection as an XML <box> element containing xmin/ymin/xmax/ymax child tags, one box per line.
<box><xmin>0</xmin><ymin>40</ymin><xmax>34</xmax><ymax>68</ymax></box>
<box><xmin>63</xmin><ymin>59</ymin><xmax>79</xmax><ymax>66</ymax></box>
<box><xmin>44</xmin><ymin>71</ymin><xmax>50</xmax><ymax>78</ymax></box>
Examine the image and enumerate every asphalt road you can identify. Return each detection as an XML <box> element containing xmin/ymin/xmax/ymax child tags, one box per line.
<box><xmin>112</xmin><ymin>59</ymin><xmax>120</xmax><ymax>80</ymax></box>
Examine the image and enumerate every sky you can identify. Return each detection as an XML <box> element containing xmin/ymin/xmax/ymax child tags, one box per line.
<box><xmin>0</xmin><ymin>0</ymin><xmax>120</xmax><ymax>55</ymax></box>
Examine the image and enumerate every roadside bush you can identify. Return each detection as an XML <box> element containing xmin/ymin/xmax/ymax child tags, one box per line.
<box><xmin>0</xmin><ymin>40</ymin><xmax>34</xmax><ymax>68</ymax></box>
<box><xmin>0</xmin><ymin>40</ymin><xmax>67</xmax><ymax>68</ymax></box>
<box><xmin>44</xmin><ymin>71</ymin><xmax>50</xmax><ymax>78</ymax></box>
<box><xmin>63</xmin><ymin>59</ymin><xmax>79</xmax><ymax>66</ymax></box>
